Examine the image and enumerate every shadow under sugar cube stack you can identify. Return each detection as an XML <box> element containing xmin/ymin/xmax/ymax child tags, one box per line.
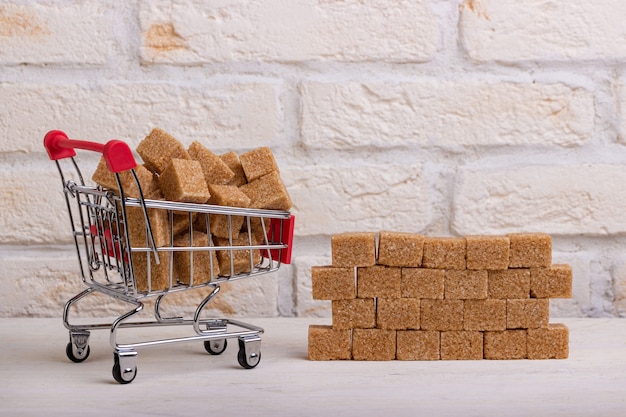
<box><xmin>308</xmin><ymin>231</ymin><xmax>572</xmax><ymax>361</ymax></box>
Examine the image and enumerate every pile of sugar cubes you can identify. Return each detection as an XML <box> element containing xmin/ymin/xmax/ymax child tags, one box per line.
<box><xmin>91</xmin><ymin>128</ymin><xmax>292</xmax><ymax>292</ymax></box>
<box><xmin>308</xmin><ymin>231</ymin><xmax>572</xmax><ymax>361</ymax></box>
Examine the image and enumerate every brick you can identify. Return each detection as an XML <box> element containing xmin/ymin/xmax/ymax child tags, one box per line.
<box><xmin>396</xmin><ymin>331</ymin><xmax>440</xmax><ymax>361</ymax></box>
<box><xmin>507</xmin><ymin>299</ymin><xmax>550</xmax><ymax>329</ymax></box>
<box><xmin>484</xmin><ymin>330</ymin><xmax>527</xmax><ymax>360</ymax></box>
<box><xmin>332</xmin><ymin>298</ymin><xmax>376</xmax><ymax>330</ymax></box>
<box><xmin>0</xmin><ymin>2</ymin><xmax>111</xmax><ymax>65</ymax></box>
<box><xmin>488</xmin><ymin>269</ymin><xmax>531</xmax><ymax>299</ymax></box>
<box><xmin>459</xmin><ymin>0</ymin><xmax>626</xmax><ymax>62</ymax></box>
<box><xmin>440</xmin><ymin>331</ymin><xmax>483</xmax><ymax>360</ymax></box>
<box><xmin>293</xmin><ymin>256</ymin><xmax>333</xmax><ymax>318</ymax></box>
<box><xmin>357</xmin><ymin>266</ymin><xmax>401</xmax><ymax>299</ymax></box>
<box><xmin>508</xmin><ymin>233</ymin><xmax>552</xmax><ymax>268</ymax></box>
<box><xmin>464</xmin><ymin>299</ymin><xmax>506</xmax><ymax>331</ymax></box>
<box><xmin>308</xmin><ymin>325</ymin><xmax>351</xmax><ymax>361</ymax></box>
<box><xmin>422</xmin><ymin>237</ymin><xmax>466</xmax><ymax>270</ymax></box>
<box><xmin>311</xmin><ymin>266</ymin><xmax>356</xmax><ymax>300</ymax></box>
<box><xmin>421</xmin><ymin>299</ymin><xmax>464</xmax><ymax>331</ymax></box>
<box><xmin>352</xmin><ymin>329</ymin><xmax>396</xmax><ymax>361</ymax></box>
<box><xmin>301</xmin><ymin>81</ymin><xmax>593</xmax><ymax>150</ymax></box>
<box><xmin>282</xmin><ymin>165</ymin><xmax>430</xmax><ymax>236</ymax></box>
<box><xmin>0</xmin><ymin>166</ymin><xmax>72</xmax><ymax>244</ymax></box>
<box><xmin>377</xmin><ymin>298</ymin><xmax>420</xmax><ymax>330</ymax></box>
<box><xmin>1</xmin><ymin>82</ymin><xmax>280</xmax><ymax>154</ymax></box>
<box><xmin>527</xmin><ymin>323</ymin><xmax>569</xmax><ymax>359</ymax></box>
<box><xmin>332</xmin><ymin>233</ymin><xmax>377</xmax><ymax>268</ymax></box>
<box><xmin>139</xmin><ymin>0</ymin><xmax>437</xmax><ymax>64</ymax></box>
<box><xmin>453</xmin><ymin>165</ymin><xmax>626</xmax><ymax>235</ymax></box>
<box><xmin>377</xmin><ymin>231</ymin><xmax>424</xmax><ymax>267</ymax></box>
<box><xmin>444</xmin><ymin>270</ymin><xmax>488</xmax><ymax>300</ymax></box>
<box><xmin>465</xmin><ymin>235</ymin><xmax>510</xmax><ymax>270</ymax></box>
<box><xmin>401</xmin><ymin>268</ymin><xmax>445</xmax><ymax>299</ymax></box>
<box><xmin>530</xmin><ymin>265</ymin><xmax>573</xmax><ymax>299</ymax></box>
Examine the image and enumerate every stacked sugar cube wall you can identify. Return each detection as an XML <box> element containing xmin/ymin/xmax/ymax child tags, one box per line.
<box><xmin>308</xmin><ymin>232</ymin><xmax>572</xmax><ymax>361</ymax></box>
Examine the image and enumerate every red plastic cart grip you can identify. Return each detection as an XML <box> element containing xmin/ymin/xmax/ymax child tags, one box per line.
<box><xmin>263</xmin><ymin>214</ymin><xmax>295</xmax><ymax>265</ymax></box>
<box><xmin>44</xmin><ymin>130</ymin><xmax>136</xmax><ymax>173</ymax></box>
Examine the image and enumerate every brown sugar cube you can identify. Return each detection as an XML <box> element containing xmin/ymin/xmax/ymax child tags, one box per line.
<box><xmin>308</xmin><ymin>325</ymin><xmax>352</xmax><ymax>360</ymax></box>
<box><xmin>488</xmin><ymin>269</ymin><xmax>530</xmax><ymax>299</ymax></box>
<box><xmin>331</xmin><ymin>232</ymin><xmax>377</xmax><ymax>268</ymax></box>
<box><xmin>484</xmin><ymin>330</ymin><xmax>527</xmax><ymax>360</ymax></box>
<box><xmin>440</xmin><ymin>331</ymin><xmax>483</xmax><ymax>360</ymax></box>
<box><xmin>188</xmin><ymin>141</ymin><xmax>234</xmax><ymax>186</ymax></box>
<box><xmin>527</xmin><ymin>323</ymin><xmax>569</xmax><ymax>359</ymax></box>
<box><xmin>377</xmin><ymin>298</ymin><xmax>420</xmax><ymax>330</ymax></box>
<box><xmin>377</xmin><ymin>231</ymin><xmax>425</xmax><ymax>267</ymax></box>
<box><xmin>530</xmin><ymin>264</ymin><xmax>573</xmax><ymax>298</ymax></box>
<box><xmin>508</xmin><ymin>233</ymin><xmax>552</xmax><ymax>268</ymax></box>
<box><xmin>357</xmin><ymin>266</ymin><xmax>401</xmax><ymax>298</ymax></box>
<box><xmin>332</xmin><ymin>298</ymin><xmax>376</xmax><ymax>329</ymax></box>
<box><xmin>396</xmin><ymin>330</ymin><xmax>440</xmax><ymax>360</ymax></box>
<box><xmin>311</xmin><ymin>266</ymin><xmax>356</xmax><ymax>300</ymax></box>
<box><xmin>466</xmin><ymin>235</ymin><xmax>510</xmax><ymax>270</ymax></box>
<box><xmin>239</xmin><ymin>171</ymin><xmax>292</xmax><ymax>210</ymax></box>
<box><xmin>421</xmin><ymin>299</ymin><xmax>464</xmax><ymax>331</ymax></box>
<box><xmin>126</xmin><ymin>207</ymin><xmax>170</xmax><ymax>248</ymax></box>
<box><xmin>137</xmin><ymin>128</ymin><xmax>190</xmax><ymax>174</ymax></box>
<box><xmin>172</xmin><ymin>212</ymin><xmax>198</xmax><ymax>236</ymax></box>
<box><xmin>507</xmin><ymin>299</ymin><xmax>549</xmax><ymax>329</ymax></box>
<box><xmin>243</xmin><ymin>216</ymin><xmax>272</xmax><ymax>245</ymax></box>
<box><xmin>173</xmin><ymin>231</ymin><xmax>219</xmax><ymax>286</ymax></box>
<box><xmin>422</xmin><ymin>237</ymin><xmax>466</xmax><ymax>270</ymax></box>
<box><xmin>444</xmin><ymin>270</ymin><xmax>488</xmax><ymax>299</ymax></box>
<box><xmin>214</xmin><ymin>234</ymin><xmax>261</xmax><ymax>277</ymax></box>
<box><xmin>132</xmin><ymin>251</ymin><xmax>172</xmax><ymax>292</ymax></box>
<box><xmin>464</xmin><ymin>299</ymin><xmax>506</xmax><ymax>331</ymax></box>
<box><xmin>220</xmin><ymin>151</ymin><xmax>247</xmax><ymax>187</ymax></box>
<box><xmin>206</xmin><ymin>184</ymin><xmax>251</xmax><ymax>239</ymax></box>
<box><xmin>92</xmin><ymin>159</ymin><xmax>160</xmax><ymax>199</ymax></box>
<box><xmin>239</xmin><ymin>146</ymin><xmax>279</xmax><ymax>182</ymax></box>
<box><xmin>401</xmin><ymin>268</ymin><xmax>445</xmax><ymax>299</ymax></box>
<box><xmin>352</xmin><ymin>329</ymin><xmax>396</xmax><ymax>361</ymax></box>
<box><xmin>159</xmin><ymin>159</ymin><xmax>210</xmax><ymax>204</ymax></box>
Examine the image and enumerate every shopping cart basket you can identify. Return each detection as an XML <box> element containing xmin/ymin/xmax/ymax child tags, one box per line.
<box><xmin>44</xmin><ymin>130</ymin><xmax>295</xmax><ymax>384</ymax></box>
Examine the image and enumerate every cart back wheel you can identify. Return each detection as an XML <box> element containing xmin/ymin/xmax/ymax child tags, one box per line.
<box><xmin>204</xmin><ymin>339</ymin><xmax>227</xmax><ymax>355</ymax></box>
<box><xmin>66</xmin><ymin>342</ymin><xmax>90</xmax><ymax>363</ymax></box>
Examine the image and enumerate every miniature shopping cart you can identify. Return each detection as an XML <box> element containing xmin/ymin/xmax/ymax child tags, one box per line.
<box><xmin>44</xmin><ymin>130</ymin><xmax>294</xmax><ymax>384</ymax></box>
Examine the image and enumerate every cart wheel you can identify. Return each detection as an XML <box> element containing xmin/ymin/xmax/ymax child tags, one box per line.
<box><xmin>237</xmin><ymin>349</ymin><xmax>261</xmax><ymax>369</ymax></box>
<box><xmin>66</xmin><ymin>342</ymin><xmax>90</xmax><ymax>363</ymax></box>
<box><xmin>112</xmin><ymin>352</ymin><xmax>137</xmax><ymax>384</ymax></box>
<box><xmin>204</xmin><ymin>339</ymin><xmax>227</xmax><ymax>355</ymax></box>
<box><xmin>237</xmin><ymin>337</ymin><xmax>261</xmax><ymax>369</ymax></box>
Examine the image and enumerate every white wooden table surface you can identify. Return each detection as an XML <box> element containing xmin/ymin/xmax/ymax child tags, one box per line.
<box><xmin>1</xmin><ymin>317</ymin><xmax>625</xmax><ymax>417</ymax></box>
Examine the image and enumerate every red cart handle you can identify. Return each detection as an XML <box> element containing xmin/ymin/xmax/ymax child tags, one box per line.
<box><xmin>44</xmin><ymin>130</ymin><xmax>136</xmax><ymax>173</ymax></box>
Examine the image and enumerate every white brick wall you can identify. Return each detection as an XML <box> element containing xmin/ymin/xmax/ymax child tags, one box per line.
<box><xmin>2</xmin><ymin>0</ymin><xmax>626</xmax><ymax>318</ymax></box>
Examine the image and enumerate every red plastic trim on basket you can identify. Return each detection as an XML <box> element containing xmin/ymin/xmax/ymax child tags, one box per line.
<box><xmin>263</xmin><ymin>215</ymin><xmax>295</xmax><ymax>265</ymax></box>
<box><xmin>44</xmin><ymin>130</ymin><xmax>136</xmax><ymax>173</ymax></box>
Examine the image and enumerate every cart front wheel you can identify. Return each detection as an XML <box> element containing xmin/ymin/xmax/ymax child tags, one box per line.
<box><xmin>112</xmin><ymin>352</ymin><xmax>137</xmax><ymax>384</ymax></box>
<box><xmin>204</xmin><ymin>339</ymin><xmax>227</xmax><ymax>355</ymax></box>
<box><xmin>237</xmin><ymin>349</ymin><xmax>261</xmax><ymax>369</ymax></box>
<box><xmin>66</xmin><ymin>342</ymin><xmax>90</xmax><ymax>363</ymax></box>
